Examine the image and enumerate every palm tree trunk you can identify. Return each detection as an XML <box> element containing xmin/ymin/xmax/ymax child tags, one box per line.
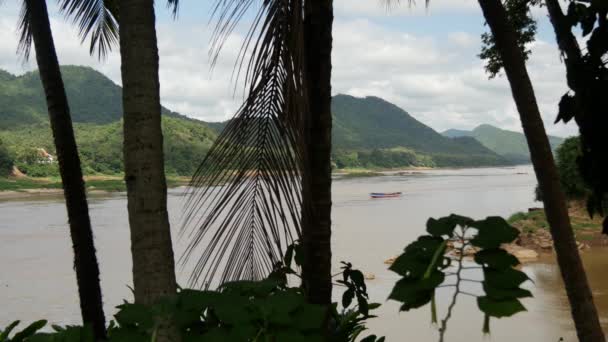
<box><xmin>25</xmin><ymin>0</ymin><xmax>105</xmax><ymax>338</ymax></box>
<box><xmin>477</xmin><ymin>0</ymin><xmax>605</xmax><ymax>340</ymax></box>
<box><xmin>118</xmin><ymin>0</ymin><xmax>178</xmax><ymax>332</ymax></box>
<box><xmin>302</xmin><ymin>0</ymin><xmax>334</xmax><ymax>305</ymax></box>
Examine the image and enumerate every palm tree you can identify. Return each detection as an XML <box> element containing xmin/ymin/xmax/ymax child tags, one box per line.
<box><xmin>117</xmin><ymin>0</ymin><xmax>179</xmax><ymax>318</ymax></box>
<box><xmin>301</xmin><ymin>0</ymin><xmax>334</xmax><ymax>305</ymax></box>
<box><xmin>15</xmin><ymin>0</ymin><xmax>115</xmax><ymax>338</ymax></box>
<box><xmin>476</xmin><ymin>0</ymin><xmax>605</xmax><ymax>340</ymax></box>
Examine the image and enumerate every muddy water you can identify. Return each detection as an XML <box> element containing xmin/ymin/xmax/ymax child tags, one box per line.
<box><xmin>1</xmin><ymin>165</ymin><xmax>606</xmax><ymax>341</ymax></box>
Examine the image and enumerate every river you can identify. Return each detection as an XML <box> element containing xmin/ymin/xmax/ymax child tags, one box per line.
<box><xmin>1</xmin><ymin>165</ymin><xmax>607</xmax><ymax>341</ymax></box>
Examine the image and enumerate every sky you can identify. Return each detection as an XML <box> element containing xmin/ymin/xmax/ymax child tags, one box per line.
<box><xmin>0</xmin><ymin>0</ymin><xmax>579</xmax><ymax>137</ymax></box>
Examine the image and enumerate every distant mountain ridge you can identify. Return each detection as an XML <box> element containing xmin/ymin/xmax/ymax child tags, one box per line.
<box><xmin>1</xmin><ymin>65</ymin><xmax>512</xmax><ymax>174</ymax></box>
<box><xmin>329</xmin><ymin>95</ymin><xmax>507</xmax><ymax>167</ymax></box>
<box><xmin>442</xmin><ymin>124</ymin><xmax>565</xmax><ymax>164</ymax></box>
<box><xmin>208</xmin><ymin>95</ymin><xmax>509</xmax><ymax>168</ymax></box>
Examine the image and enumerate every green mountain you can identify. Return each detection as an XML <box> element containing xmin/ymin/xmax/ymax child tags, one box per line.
<box><xmin>0</xmin><ymin>66</ymin><xmax>216</xmax><ymax>176</ymax></box>
<box><xmin>329</xmin><ymin>95</ymin><xmax>507</xmax><ymax>168</ymax></box>
<box><xmin>1</xmin><ymin>65</ymin><xmax>511</xmax><ymax>177</ymax></box>
<box><xmin>442</xmin><ymin>124</ymin><xmax>565</xmax><ymax>164</ymax></box>
<box><xmin>209</xmin><ymin>95</ymin><xmax>508</xmax><ymax>168</ymax></box>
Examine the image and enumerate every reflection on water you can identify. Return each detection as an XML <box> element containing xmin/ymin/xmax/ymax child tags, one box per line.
<box><xmin>1</xmin><ymin>165</ymin><xmax>607</xmax><ymax>341</ymax></box>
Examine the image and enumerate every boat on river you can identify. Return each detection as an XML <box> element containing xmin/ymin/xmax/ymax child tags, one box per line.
<box><xmin>370</xmin><ymin>192</ymin><xmax>402</xmax><ymax>199</ymax></box>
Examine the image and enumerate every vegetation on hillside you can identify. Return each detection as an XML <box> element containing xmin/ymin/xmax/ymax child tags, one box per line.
<box><xmin>442</xmin><ymin>124</ymin><xmax>564</xmax><ymax>164</ymax></box>
<box><xmin>0</xmin><ymin>138</ymin><xmax>13</xmax><ymax>176</ymax></box>
<box><xmin>0</xmin><ymin>116</ymin><xmax>215</xmax><ymax>177</ymax></box>
<box><xmin>330</xmin><ymin>95</ymin><xmax>508</xmax><ymax>168</ymax></box>
<box><xmin>0</xmin><ymin>66</ymin><xmax>217</xmax><ymax>177</ymax></box>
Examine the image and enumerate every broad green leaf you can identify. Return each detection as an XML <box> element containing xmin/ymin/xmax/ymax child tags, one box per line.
<box><xmin>470</xmin><ymin>217</ymin><xmax>519</xmax><ymax>248</ymax></box>
<box><xmin>404</xmin><ymin>236</ymin><xmax>445</xmax><ymax>259</ymax></box>
<box><xmin>427</xmin><ymin>214</ymin><xmax>472</xmax><ymax>237</ymax></box>
<box><xmin>114</xmin><ymin>304</ymin><xmax>155</xmax><ymax>330</ymax></box>
<box><xmin>342</xmin><ymin>288</ymin><xmax>355</xmax><ymax>308</ymax></box>
<box><xmin>484</xmin><ymin>267</ymin><xmax>530</xmax><ymax>290</ymax></box>
<box><xmin>350</xmin><ymin>270</ymin><xmax>366</xmax><ymax>292</ymax></box>
<box><xmin>356</xmin><ymin>292</ymin><xmax>369</xmax><ymax>316</ymax></box>
<box><xmin>474</xmin><ymin>248</ymin><xmax>520</xmax><ymax>269</ymax></box>
<box><xmin>388</xmin><ymin>271</ymin><xmax>444</xmax><ymax>311</ymax></box>
<box><xmin>483</xmin><ymin>283</ymin><xmax>532</xmax><ymax>300</ymax></box>
<box><xmin>368</xmin><ymin>303</ymin><xmax>381</xmax><ymax>310</ymax></box>
<box><xmin>388</xmin><ymin>254</ymin><xmax>429</xmax><ymax>279</ymax></box>
<box><xmin>11</xmin><ymin>320</ymin><xmax>46</xmax><ymax>342</ymax></box>
<box><xmin>0</xmin><ymin>321</ymin><xmax>20</xmax><ymax>341</ymax></box>
<box><xmin>477</xmin><ymin>296</ymin><xmax>526</xmax><ymax>318</ymax></box>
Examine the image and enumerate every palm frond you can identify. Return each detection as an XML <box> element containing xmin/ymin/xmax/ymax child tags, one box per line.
<box><xmin>58</xmin><ymin>0</ymin><xmax>119</xmax><ymax>59</ymax></box>
<box><xmin>181</xmin><ymin>0</ymin><xmax>308</xmax><ymax>289</ymax></box>
<box><xmin>167</xmin><ymin>0</ymin><xmax>179</xmax><ymax>17</ymax></box>
<box><xmin>17</xmin><ymin>0</ymin><xmax>33</xmax><ymax>60</ymax></box>
<box><xmin>380</xmin><ymin>0</ymin><xmax>427</xmax><ymax>10</ymax></box>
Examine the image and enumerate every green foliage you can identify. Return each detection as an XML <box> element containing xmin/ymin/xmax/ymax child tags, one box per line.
<box><xmin>443</xmin><ymin>124</ymin><xmax>564</xmax><ymax>164</ymax></box>
<box><xmin>1</xmin><ymin>276</ymin><xmax>382</xmax><ymax>342</ymax></box>
<box><xmin>0</xmin><ymin>117</ymin><xmax>215</xmax><ymax>177</ymax></box>
<box><xmin>0</xmin><ymin>138</ymin><xmax>13</xmax><ymax>176</ymax></box>
<box><xmin>0</xmin><ymin>320</ymin><xmax>47</xmax><ymax>342</ymax></box>
<box><xmin>556</xmin><ymin>137</ymin><xmax>589</xmax><ymax>199</ymax></box>
<box><xmin>110</xmin><ymin>281</ymin><xmax>329</xmax><ymax>342</ymax></box>
<box><xmin>389</xmin><ymin>214</ymin><xmax>530</xmax><ymax>339</ymax></box>
<box><xmin>334</xmin><ymin>147</ymin><xmax>435</xmax><ymax>169</ymax></box>
<box><xmin>552</xmin><ymin>0</ymin><xmax>608</xmax><ymax>229</ymax></box>
<box><xmin>479</xmin><ymin>0</ymin><xmax>540</xmax><ymax>78</ymax></box>
<box><xmin>0</xmin><ymin>241</ymin><xmax>383</xmax><ymax>342</ymax></box>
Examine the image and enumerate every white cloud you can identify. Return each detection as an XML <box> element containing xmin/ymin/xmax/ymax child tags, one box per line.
<box><xmin>331</xmin><ymin>19</ymin><xmax>577</xmax><ymax>137</ymax></box>
<box><xmin>334</xmin><ymin>0</ymin><xmax>479</xmax><ymax>17</ymax></box>
<box><xmin>0</xmin><ymin>2</ymin><xmax>578</xmax><ymax>137</ymax></box>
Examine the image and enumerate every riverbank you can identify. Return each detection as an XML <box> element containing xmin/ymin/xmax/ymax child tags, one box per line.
<box><xmin>333</xmin><ymin>166</ymin><xmax>435</xmax><ymax>178</ymax></box>
<box><xmin>508</xmin><ymin>201</ymin><xmax>608</xmax><ymax>251</ymax></box>
<box><xmin>0</xmin><ymin>175</ymin><xmax>190</xmax><ymax>199</ymax></box>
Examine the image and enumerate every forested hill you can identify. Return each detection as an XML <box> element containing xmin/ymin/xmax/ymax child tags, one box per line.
<box><xmin>329</xmin><ymin>95</ymin><xmax>507</xmax><ymax>167</ymax></box>
<box><xmin>0</xmin><ymin>66</ymin><xmax>217</xmax><ymax>176</ymax></box>
<box><xmin>209</xmin><ymin>94</ymin><xmax>509</xmax><ymax>168</ymax></box>
<box><xmin>1</xmin><ymin>65</ymin><xmax>509</xmax><ymax>176</ymax></box>
<box><xmin>0</xmin><ymin>66</ymin><xmax>189</xmax><ymax>129</ymax></box>
<box><xmin>442</xmin><ymin>124</ymin><xmax>565</xmax><ymax>164</ymax></box>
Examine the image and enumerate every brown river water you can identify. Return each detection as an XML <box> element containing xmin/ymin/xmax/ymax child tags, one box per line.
<box><xmin>1</xmin><ymin>165</ymin><xmax>607</xmax><ymax>341</ymax></box>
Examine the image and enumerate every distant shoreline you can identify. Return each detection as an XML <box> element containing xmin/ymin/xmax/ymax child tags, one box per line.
<box><xmin>0</xmin><ymin>164</ymin><xmax>532</xmax><ymax>199</ymax></box>
<box><xmin>0</xmin><ymin>175</ymin><xmax>190</xmax><ymax>200</ymax></box>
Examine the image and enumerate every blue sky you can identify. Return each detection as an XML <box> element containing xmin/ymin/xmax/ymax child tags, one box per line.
<box><xmin>0</xmin><ymin>0</ymin><xmax>578</xmax><ymax>137</ymax></box>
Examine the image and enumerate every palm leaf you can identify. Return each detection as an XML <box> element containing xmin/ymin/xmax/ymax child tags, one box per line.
<box><xmin>17</xmin><ymin>0</ymin><xmax>33</xmax><ymax>60</ymax></box>
<box><xmin>181</xmin><ymin>0</ymin><xmax>308</xmax><ymax>289</ymax></box>
<box><xmin>58</xmin><ymin>0</ymin><xmax>119</xmax><ymax>59</ymax></box>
